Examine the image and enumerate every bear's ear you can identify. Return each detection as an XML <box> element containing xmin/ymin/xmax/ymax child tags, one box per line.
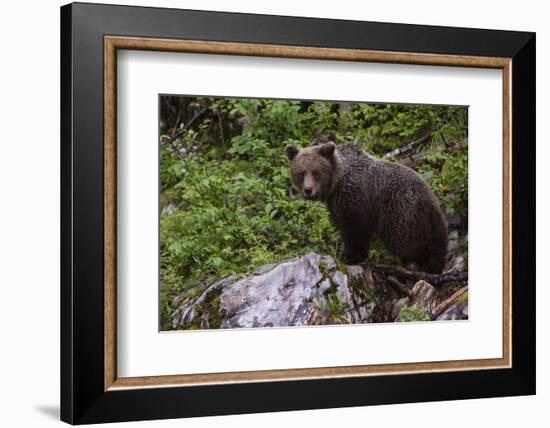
<box><xmin>318</xmin><ymin>142</ymin><xmax>336</xmax><ymax>158</ymax></box>
<box><xmin>286</xmin><ymin>144</ymin><xmax>299</xmax><ymax>161</ymax></box>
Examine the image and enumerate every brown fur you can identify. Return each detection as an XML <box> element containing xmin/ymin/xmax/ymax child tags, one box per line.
<box><xmin>286</xmin><ymin>142</ymin><xmax>448</xmax><ymax>274</ymax></box>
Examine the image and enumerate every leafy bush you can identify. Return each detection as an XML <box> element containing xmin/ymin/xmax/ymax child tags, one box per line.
<box><xmin>159</xmin><ymin>97</ymin><xmax>468</xmax><ymax>329</ymax></box>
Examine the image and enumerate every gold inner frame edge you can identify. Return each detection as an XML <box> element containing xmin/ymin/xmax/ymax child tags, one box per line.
<box><xmin>104</xmin><ymin>36</ymin><xmax>512</xmax><ymax>391</ymax></box>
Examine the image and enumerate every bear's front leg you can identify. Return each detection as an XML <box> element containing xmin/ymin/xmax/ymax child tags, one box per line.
<box><xmin>341</xmin><ymin>229</ymin><xmax>370</xmax><ymax>264</ymax></box>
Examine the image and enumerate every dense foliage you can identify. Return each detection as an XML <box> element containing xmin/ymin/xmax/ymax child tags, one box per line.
<box><xmin>159</xmin><ymin>96</ymin><xmax>468</xmax><ymax>329</ymax></box>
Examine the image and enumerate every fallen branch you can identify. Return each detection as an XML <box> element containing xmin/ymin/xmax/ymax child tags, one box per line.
<box><xmin>368</xmin><ymin>263</ymin><xmax>468</xmax><ymax>286</ymax></box>
<box><xmin>430</xmin><ymin>286</ymin><xmax>468</xmax><ymax>320</ymax></box>
<box><xmin>386</xmin><ymin>275</ymin><xmax>412</xmax><ymax>297</ymax></box>
<box><xmin>384</xmin><ymin>132</ymin><xmax>432</xmax><ymax>159</ymax></box>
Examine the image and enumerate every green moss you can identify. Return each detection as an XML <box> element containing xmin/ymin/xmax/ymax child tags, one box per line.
<box><xmin>348</xmin><ymin>273</ymin><xmax>370</xmax><ymax>301</ymax></box>
<box><xmin>399</xmin><ymin>305</ymin><xmax>430</xmax><ymax>322</ymax></box>
<box><xmin>159</xmin><ymin>291</ymin><xmax>173</xmax><ymax>331</ymax></box>
<box><xmin>317</xmin><ymin>295</ymin><xmax>346</xmax><ymax>322</ymax></box>
<box><xmin>325</xmin><ymin>278</ymin><xmax>339</xmax><ymax>297</ymax></box>
<box><xmin>207</xmin><ymin>295</ymin><xmax>224</xmax><ymax>329</ymax></box>
<box><xmin>319</xmin><ymin>258</ymin><xmax>331</xmax><ymax>278</ymax></box>
<box><xmin>315</xmin><ymin>265</ymin><xmax>349</xmax><ymax>322</ymax></box>
<box><xmin>365</xmin><ymin>284</ymin><xmax>384</xmax><ymax>305</ymax></box>
<box><xmin>184</xmin><ymin>287</ymin><xmax>225</xmax><ymax>329</ymax></box>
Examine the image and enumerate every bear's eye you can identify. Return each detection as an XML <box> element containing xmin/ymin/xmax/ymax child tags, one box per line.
<box><xmin>312</xmin><ymin>170</ymin><xmax>320</xmax><ymax>178</ymax></box>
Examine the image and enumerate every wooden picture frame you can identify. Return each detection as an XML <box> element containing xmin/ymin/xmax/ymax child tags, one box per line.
<box><xmin>61</xmin><ymin>2</ymin><xmax>535</xmax><ymax>424</ymax></box>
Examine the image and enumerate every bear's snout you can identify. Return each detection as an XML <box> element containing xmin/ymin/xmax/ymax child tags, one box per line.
<box><xmin>302</xmin><ymin>173</ymin><xmax>319</xmax><ymax>198</ymax></box>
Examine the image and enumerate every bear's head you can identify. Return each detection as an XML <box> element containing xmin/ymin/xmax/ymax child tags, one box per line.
<box><xmin>285</xmin><ymin>142</ymin><xmax>337</xmax><ymax>201</ymax></box>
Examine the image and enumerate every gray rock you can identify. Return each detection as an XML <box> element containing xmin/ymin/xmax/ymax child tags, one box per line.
<box><xmin>170</xmin><ymin>252</ymin><xmax>373</xmax><ymax>329</ymax></box>
<box><xmin>451</xmin><ymin>255</ymin><xmax>465</xmax><ymax>272</ymax></box>
<box><xmin>447</xmin><ymin>230</ymin><xmax>459</xmax><ymax>255</ymax></box>
<box><xmin>446</xmin><ymin>231</ymin><xmax>468</xmax><ymax>272</ymax></box>
<box><xmin>411</xmin><ymin>280</ymin><xmax>437</xmax><ymax>309</ymax></box>
<box><xmin>320</xmin><ymin>255</ymin><xmax>337</xmax><ymax>270</ymax></box>
<box><xmin>392</xmin><ymin>280</ymin><xmax>437</xmax><ymax>321</ymax></box>
<box><xmin>436</xmin><ymin>302</ymin><xmax>468</xmax><ymax>321</ymax></box>
<box><xmin>252</xmin><ymin>263</ymin><xmax>277</xmax><ymax>276</ymax></box>
<box><xmin>169</xmin><ymin>253</ymin><xmax>468</xmax><ymax>329</ymax></box>
<box><xmin>170</xmin><ymin>274</ymin><xmax>243</xmax><ymax>328</ymax></box>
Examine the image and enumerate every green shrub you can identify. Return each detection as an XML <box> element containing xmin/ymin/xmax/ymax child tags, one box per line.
<box><xmin>399</xmin><ymin>305</ymin><xmax>431</xmax><ymax>322</ymax></box>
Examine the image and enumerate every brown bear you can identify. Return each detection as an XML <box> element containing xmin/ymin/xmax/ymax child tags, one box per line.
<box><xmin>286</xmin><ymin>141</ymin><xmax>447</xmax><ymax>274</ymax></box>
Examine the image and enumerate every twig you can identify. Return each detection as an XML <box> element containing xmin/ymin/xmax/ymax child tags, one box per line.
<box><xmin>368</xmin><ymin>263</ymin><xmax>468</xmax><ymax>286</ymax></box>
<box><xmin>169</xmin><ymin>108</ymin><xmax>182</xmax><ymax>138</ymax></box>
<box><xmin>430</xmin><ymin>286</ymin><xmax>468</xmax><ymax>319</ymax></box>
<box><xmin>213</xmin><ymin>106</ymin><xmax>226</xmax><ymax>147</ymax></box>
<box><xmin>386</xmin><ymin>276</ymin><xmax>412</xmax><ymax>297</ymax></box>
<box><xmin>166</xmin><ymin>103</ymin><xmax>211</xmax><ymax>145</ymax></box>
<box><xmin>384</xmin><ymin>132</ymin><xmax>432</xmax><ymax>159</ymax></box>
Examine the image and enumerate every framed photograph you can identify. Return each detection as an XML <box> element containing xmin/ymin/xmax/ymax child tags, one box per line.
<box><xmin>61</xmin><ymin>2</ymin><xmax>535</xmax><ymax>424</ymax></box>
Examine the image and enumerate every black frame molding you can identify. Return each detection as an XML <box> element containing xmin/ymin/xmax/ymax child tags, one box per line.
<box><xmin>61</xmin><ymin>2</ymin><xmax>535</xmax><ymax>424</ymax></box>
